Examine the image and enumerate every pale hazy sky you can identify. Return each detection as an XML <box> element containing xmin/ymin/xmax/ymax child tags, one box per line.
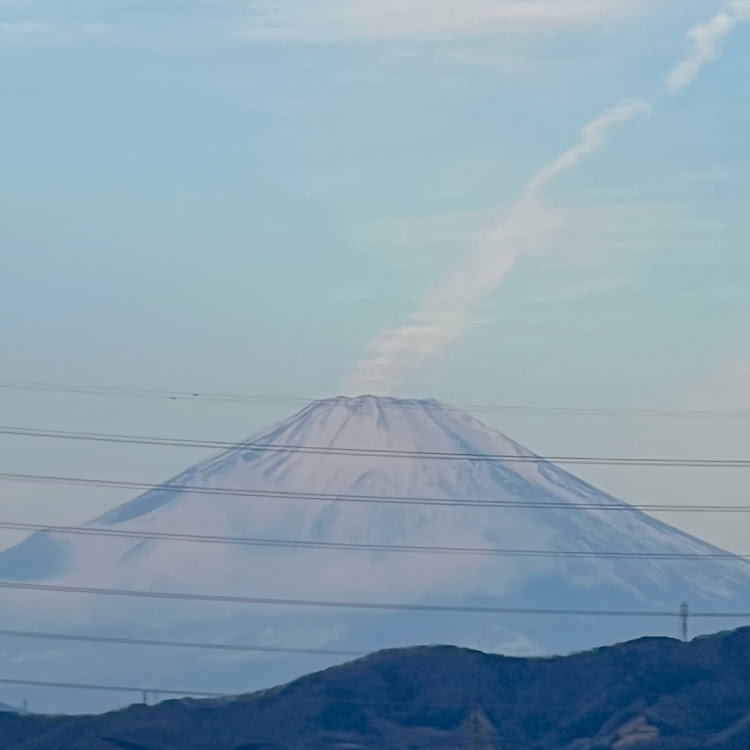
<box><xmin>1</xmin><ymin>0</ymin><xmax>749</xmax><ymax>552</ymax></box>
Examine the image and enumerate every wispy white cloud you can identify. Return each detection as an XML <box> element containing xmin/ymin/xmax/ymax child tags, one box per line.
<box><xmin>667</xmin><ymin>1</ymin><xmax>750</xmax><ymax>94</ymax></box>
<box><xmin>0</xmin><ymin>19</ymin><xmax>115</xmax><ymax>43</ymax></box>
<box><xmin>523</xmin><ymin>100</ymin><xmax>650</xmax><ymax>200</ymax></box>
<box><xmin>346</xmin><ymin>100</ymin><xmax>649</xmax><ymax>396</ymax></box>
<box><xmin>239</xmin><ymin>0</ymin><xmax>660</xmax><ymax>43</ymax></box>
<box><xmin>347</xmin><ymin>0</ymin><xmax>750</xmax><ymax>395</ymax></box>
<box><xmin>0</xmin><ymin>0</ymin><xmax>670</xmax><ymax>48</ymax></box>
<box><xmin>0</xmin><ymin>1</ymin><xmax>222</xmax><ymax>46</ymax></box>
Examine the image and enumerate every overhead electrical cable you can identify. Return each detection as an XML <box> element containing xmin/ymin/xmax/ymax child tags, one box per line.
<box><xmin>1</xmin><ymin>426</ymin><xmax>749</xmax><ymax>468</ymax></box>
<box><xmin>0</xmin><ymin>677</ymin><xmax>489</xmax><ymax>711</ymax></box>
<box><xmin>1</xmin><ymin>580</ymin><xmax>748</xmax><ymax>618</ymax></box>
<box><xmin>2</xmin><ymin>471</ymin><xmax>750</xmax><ymax>513</ymax></box>
<box><xmin>0</xmin><ymin>627</ymin><xmax>363</xmax><ymax>657</ymax></box>
<box><xmin>0</xmin><ymin>379</ymin><xmax>747</xmax><ymax>419</ymax></box>
<box><xmin>0</xmin><ymin>676</ymin><xmax>228</xmax><ymax>698</ymax></box>
<box><xmin>0</xmin><ymin>519</ymin><xmax>748</xmax><ymax>559</ymax></box>
<box><xmin>0</xmin><ymin>674</ymin><xmax>712</xmax><ymax>716</ymax></box>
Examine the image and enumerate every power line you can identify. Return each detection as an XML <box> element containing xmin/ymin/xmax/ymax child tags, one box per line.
<box><xmin>2</xmin><ymin>426</ymin><xmax>750</xmax><ymax>467</ymax></box>
<box><xmin>0</xmin><ymin>379</ymin><xmax>311</xmax><ymax>405</ymax></box>
<box><xmin>0</xmin><ymin>627</ymin><xmax>363</xmax><ymax>657</ymax></box>
<box><xmin>1</xmin><ymin>379</ymin><xmax>747</xmax><ymax>420</ymax></box>
<box><xmin>2</xmin><ymin>471</ymin><xmax>750</xmax><ymax>513</ymax></box>
<box><xmin>2</xmin><ymin>580</ymin><xmax>747</xmax><ymax>620</ymax></box>
<box><xmin>1</xmin><ymin>519</ymin><xmax>748</xmax><ymax>560</ymax></box>
<box><xmin>0</xmin><ymin>677</ymin><xmax>503</xmax><ymax>715</ymax></box>
<box><xmin>0</xmin><ymin>676</ymin><xmax>228</xmax><ymax>698</ymax></box>
<box><xmin>0</xmin><ymin>580</ymin><xmax>737</xmax><ymax>618</ymax></box>
<box><xmin>0</xmin><ymin>676</ymin><xmax>600</xmax><ymax>721</ymax></box>
<box><xmin>0</xmin><ymin>675</ymin><xmax>685</xmax><ymax>719</ymax></box>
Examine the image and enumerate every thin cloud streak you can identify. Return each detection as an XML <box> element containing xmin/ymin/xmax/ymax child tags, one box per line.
<box><xmin>239</xmin><ymin>0</ymin><xmax>659</xmax><ymax>43</ymax></box>
<box><xmin>346</xmin><ymin>100</ymin><xmax>649</xmax><ymax>396</ymax></box>
<box><xmin>524</xmin><ymin>100</ymin><xmax>651</xmax><ymax>198</ymax></box>
<box><xmin>348</xmin><ymin>1</ymin><xmax>750</xmax><ymax>396</ymax></box>
<box><xmin>0</xmin><ymin>0</ymin><xmax>676</xmax><ymax>48</ymax></box>
<box><xmin>667</xmin><ymin>1</ymin><xmax>750</xmax><ymax>95</ymax></box>
<box><xmin>0</xmin><ymin>19</ymin><xmax>116</xmax><ymax>43</ymax></box>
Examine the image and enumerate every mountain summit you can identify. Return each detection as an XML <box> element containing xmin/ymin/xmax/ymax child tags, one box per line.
<box><xmin>1</xmin><ymin>396</ymin><xmax>749</xmax><ymax>712</ymax></box>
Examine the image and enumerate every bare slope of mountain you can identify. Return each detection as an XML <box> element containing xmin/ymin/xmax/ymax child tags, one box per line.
<box><xmin>1</xmin><ymin>396</ymin><xmax>749</xmax><ymax>714</ymax></box>
<box><xmin>5</xmin><ymin>626</ymin><xmax>750</xmax><ymax>750</ymax></box>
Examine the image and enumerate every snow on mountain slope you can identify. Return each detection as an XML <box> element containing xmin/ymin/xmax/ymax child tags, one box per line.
<box><xmin>1</xmin><ymin>396</ymin><xmax>749</xmax><ymax>713</ymax></box>
<box><xmin>3</xmin><ymin>395</ymin><xmax>747</xmax><ymax>601</ymax></box>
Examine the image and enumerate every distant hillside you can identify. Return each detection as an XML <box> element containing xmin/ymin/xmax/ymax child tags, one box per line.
<box><xmin>4</xmin><ymin>626</ymin><xmax>750</xmax><ymax>749</ymax></box>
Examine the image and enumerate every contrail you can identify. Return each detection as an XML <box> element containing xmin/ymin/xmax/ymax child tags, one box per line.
<box><xmin>347</xmin><ymin>3</ymin><xmax>749</xmax><ymax>396</ymax></box>
<box><xmin>667</xmin><ymin>1</ymin><xmax>750</xmax><ymax>95</ymax></box>
<box><xmin>346</xmin><ymin>100</ymin><xmax>649</xmax><ymax>396</ymax></box>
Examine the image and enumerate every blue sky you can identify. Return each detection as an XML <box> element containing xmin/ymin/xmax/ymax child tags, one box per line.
<box><xmin>1</xmin><ymin>0</ymin><xmax>750</xmax><ymax>550</ymax></box>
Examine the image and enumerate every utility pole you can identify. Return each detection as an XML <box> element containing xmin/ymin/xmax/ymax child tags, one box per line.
<box><xmin>680</xmin><ymin>602</ymin><xmax>690</xmax><ymax>642</ymax></box>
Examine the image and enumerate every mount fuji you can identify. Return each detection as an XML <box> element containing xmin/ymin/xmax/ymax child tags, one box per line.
<box><xmin>1</xmin><ymin>395</ymin><xmax>749</xmax><ymax>713</ymax></box>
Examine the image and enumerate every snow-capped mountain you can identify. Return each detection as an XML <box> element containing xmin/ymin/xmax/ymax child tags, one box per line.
<box><xmin>1</xmin><ymin>396</ymin><xmax>749</xmax><ymax>713</ymax></box>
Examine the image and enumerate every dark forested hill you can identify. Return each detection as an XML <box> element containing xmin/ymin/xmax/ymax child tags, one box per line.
<box><xmin>3</xmin><ymin>626</ymin><xmax>750</xmax><ymax>750</ymax></box>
